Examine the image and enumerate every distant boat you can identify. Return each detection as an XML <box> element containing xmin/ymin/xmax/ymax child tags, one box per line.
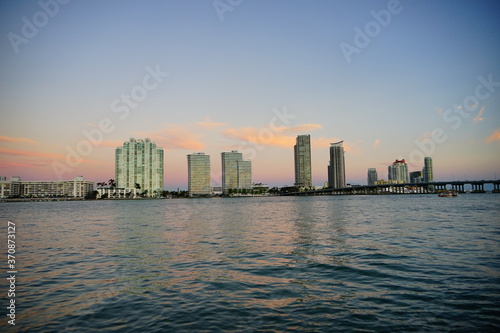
<box><xmin>438</xmin><ymin>189</ymin><xmax>459</xmax><ymax>197</ymax></box>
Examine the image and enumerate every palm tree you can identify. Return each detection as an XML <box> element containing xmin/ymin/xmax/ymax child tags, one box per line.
<box><xmin>108</xmin><ymin>179</ymin><xmax>116</xmax><ymax>188</ymax></box>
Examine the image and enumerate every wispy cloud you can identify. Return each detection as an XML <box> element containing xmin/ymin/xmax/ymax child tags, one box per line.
<box><xmin>311</xmin><ymin>137</ymin><xmax>354</xmax><ymax>153</ymax></box>
<box><xmin>311</xmin><ymin>137</ymin><xmax>340</xmax><ymax>148</ymax></box>
<box><xmin>419</xmin><ymin>131</ymin><xmax>434</xmax><ymax>142</ymax></box>
<box><xmin>221</xmin><ymin>123</ymin><xmax>323</xmax><ymax>148</ymax></box>
<box><xmin>100</xmin><ymin>140</ymin><xmax>126</xmax><ymax>148</ymax></box>
<box><xmin>275</xmin><ymin>123</ymin><xmax>322</xmax><ymax>133</ymax></box>
<box><xmin>222</xmin><ymin>127</ymin><xmax>353</xmax><ymax>153</ymax></box>
<box><xmin>196</xmin><ymin>117</ymin><xmax>226</xmax><ymax>129</ymax></box>
<box><xmin>0</xmin><ymin>160</ymin><xmax>50</xmax><ymax>168</ymax></box>
<box><xmin>372</xmin><ymin>139</ymin><xmax>381</xmax><ymax>149</ymax></box>
<box><xmin>485</xmin><ymin>129</ymin><xmax>500</xmax><ymax>143</ymax></box>
<box><xmin>139</xmin><ymin>125</ymin><xmax>205</xmax><ymax>151</ymax></box>
<box><xmin>435</xmin><ymin>107</ymin><xmax>444</xmax><ymax>116</ymax></box>
<box><xmin>473</xmin><ymin>105</ymin><xmax>485</xmax><ymax>122</ymax></box>
<box><xmin>222</xmin><ymin>127</ymin><xmax>295</xmax><ymax>148</ymax></box>
<box><xmin>0</xmin><ymin>135</ymin><xmax>37</xmax><ymax>145</ymax></box>
<box><xmin>0</xmin><ymin>147</ymin><xmax>64</xmax><ymax>160</ymax></box>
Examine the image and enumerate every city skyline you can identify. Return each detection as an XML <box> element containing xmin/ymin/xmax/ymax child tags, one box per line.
<box><xmin>0</xmin><ymin>133</ymin><xmax>496</xmax><ymax>190</ymax></box>
<box><xmin>1</xmin><ymin>1</ymin><xmax>499</xmax><ymax>189</ymax></box>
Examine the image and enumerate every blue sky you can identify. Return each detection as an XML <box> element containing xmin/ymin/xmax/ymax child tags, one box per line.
<box><xmin>1</xmin><ymin>0</ymin><xmax>499</xmax><ymax>189</ymax></box>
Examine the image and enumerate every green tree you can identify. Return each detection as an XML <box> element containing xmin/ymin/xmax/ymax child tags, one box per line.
<box><xmin>85</xmin><ymin>190</ymin><xmax>98</xmax><ymax>200</ymax></box>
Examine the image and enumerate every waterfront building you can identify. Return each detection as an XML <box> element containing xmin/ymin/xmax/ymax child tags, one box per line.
<box><xmin>187</xmin><ymin>153</ymin><xmax>211</xmax><ymax>196</ymax></box>
<box><xmin>96</xmin><ymin>187</ymin><xmax>139</xmax><ymax>199</ymax></box>
<box><xmin>0</xmin><ymin>177</ymin><xmax>14</xmax><ymax>198</ymax></box>
<box><xmin>221</xmin><ymin>150</ymin><xmax>252</xmax><ymax>194</ymax></box>
<box><xmin>212</xmin><ymin>186</ymin><xmax>223</xmax><ymax>196</ymax></box>
<box><xmin>253</xmin><ymin>183</ymin><xmax>270</xmax><ymax>194</ymax></box>
<box><xmin>328</xmin><ymin>141</ymin><xmax>346</xmax><ymax>189</ymax></box>
<box><xmin>410</xmin><ymin>171</ymin><xmax>424</xmax><ymax>184</ymax></box>
<box><xmin>115</xmin><ymin>138</ymin><xmax>164</xmax><ymax>197</ymax></box>
<box><xmin>294</xmin><ymin>135</ymin><xmax>312</xmax><ymax>188</ymax></box>
<box><xmin>374</xmin><ymin>179</ymin><xmax>404</xmax><ymax>185</ymax></box>
<box><xmin>423</xmin><ymin>157</ymin><xmax>434</xmax><ymax>182</ymax></box>
<box><xmin>367</xmin><ymin>168</ymin><xmax>378</xmax><ymax>186</ymax></box>
<box><xmin>0</xmin><ymin>176</ymin><xmax>94</xmax><ymax>198</ymax></box>
<box><xmin>388</xmin><ymin>159</ymin><xmax>409</xmax><ymax>183</ymax></box>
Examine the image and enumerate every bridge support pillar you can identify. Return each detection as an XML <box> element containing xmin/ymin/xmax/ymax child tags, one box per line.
<box><xmin>472</xmin><ymin>183</ymin><xmax>485</xmax><ymax>193</ymax></box>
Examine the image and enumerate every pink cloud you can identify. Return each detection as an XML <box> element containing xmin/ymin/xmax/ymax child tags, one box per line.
<box><xmin>372</xmin><ymin>139</ymin><xmax>381</xmax><ymax>148</ymax></box>
<box><xmin>196</xmin><ymin>117</ymin><xmax>226</xmax><ymax>129</ymax></box>
<box><xmin>0</xmin><ymin>147</ymin><xmax>64</xmax><ymax>160</ymax></box>
<box><xmin>473</xmin><ymin>105</ymin><xmax>485</xmax><ymax>122</ymax></box>
<box><xmin>275</xmin><ymin>123</ymin><xmax>322</xmax><ymax>133</ymax></box>
<box><xmin>310</xmin><ymin>137</ymin><xmax>354</xmax><ymax>153</ymax></box>
<box><xmin>485</xmin><ymin>129</ymin><xmax>500</xmax><ymax>143</ymax></box>
<box><xmin>222</xmin><ymin>127</ymin><xmax>296</xmax><ymax>148</ymax></box>
<box><xmin>138</xmin><ymin>125</ymin><xmax>205</xmax><ymax>151</ymax></box>
<box><xmin>100</xmin><ymin>140</ymin><xmax>126</xmax><ymax>148</ymax></box>
<box><xmin>221</xmin><ymin>123</ymin><xmax>323</xmax><ymax>148</ymax></box>
<box><xmin>0</xmin><ymin>161</ymin><xmax>50</xmax><ymax>168</ymax></box>
<box><xmin>0</xmin><ymin>135</ymin><xmax>37</xmax><ymax>145</ymax></box>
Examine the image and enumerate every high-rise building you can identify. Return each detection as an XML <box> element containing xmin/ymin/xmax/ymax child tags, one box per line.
<box><xmin>423</xmin><ymin>157</ymin><xmax>433</xmax><ymax>182</ymax></box>
<box><xmin>410</xmin><ymin>171</ymin><xmax>423</xmax><ymax>184</ymax></box>
<box><xmin>115</xmin><ymin>138</ymin><xmax>164</xmax><ymax>197</ymax></box>
<box><xmin>328</xmin><ymin>141</ymin><xmax>346</xmax><ymax>189</ymax></box>
<box><xmin>221</xmin><ymin>150</ymin><xmax>252</xmax><ymax>193</ymax></box>
<box><xmin>294</xmin><ymin>135</ymin><xmax>312</xmax><ymax>188</ymax></box>
<box><xmin>388</xmin><ymin>159</ymin><xmax>409</xmax><ymax>183</ymax></box>
<box><xmin>367</xmin><ymin>168</ymin><xmax>378</xmax><ymax>185</ymax></box>
<box><xmin>187</xmin><ymin>153</ymin><xmax>211</xmax><ymax>196</ymax></box>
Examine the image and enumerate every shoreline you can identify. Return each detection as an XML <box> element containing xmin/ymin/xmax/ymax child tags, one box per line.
<box><xmin>1</xmin><ymin>191</ymin><xmax>498</xmax><ymax>203</ymax></box>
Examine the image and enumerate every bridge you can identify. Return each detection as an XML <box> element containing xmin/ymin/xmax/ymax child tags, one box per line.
<box><xmin>283</xmin><ymin>180</ymin><xmax>500</xmax><ymax>196</ymax></box>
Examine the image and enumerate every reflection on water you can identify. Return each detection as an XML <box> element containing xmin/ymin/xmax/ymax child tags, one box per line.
<box><xmin>1</xmin><ymin>195</ymin><xmax>499</xmax><ymax>332</ymax></box>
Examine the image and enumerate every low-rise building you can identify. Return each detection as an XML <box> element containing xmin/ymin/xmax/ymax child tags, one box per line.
<box><xmin>374</xmin><ymin>179</ymin><xmax>405</xmax><ymax>185</ymax></box>
<box><xmin>96</xmin><ymin>187</ymin><xmax>140</xmax><ymax>199</ymax></box>
<box><xmin>0</xmin><ymin>176</ymin><xmax>94</xmax><ymax>198</ymax></box>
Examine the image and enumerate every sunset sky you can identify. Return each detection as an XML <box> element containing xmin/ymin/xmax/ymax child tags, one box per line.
<box><xmin>1</xmin><ymin>0</ymin><xmax>499</xmax><ymax>189</ymax></box>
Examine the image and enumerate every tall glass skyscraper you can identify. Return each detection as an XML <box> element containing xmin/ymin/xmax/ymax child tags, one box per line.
<box><xmin>328</xmin><ymin>141</ymin><xmax>346</xmax><ymax>189</ymax></box>
<box><xmin>221</xmin><ymin>150</ymin><xmax>252</xmax><ymax>193</ymax></box>
<box><xmin>367</xmin><ymin>168</ymin><xmax>378</xmax><ymax>185</ymax></box>
<box><xmin>423</xmin><ymin>157</ymin><xmax>433</xmax><ymax>182</ymax></box>
<box><xmin>294</xmin><ymin>135</ymin><xmax>312</xmax><ymax>188</ymax></box>
<box><xmin>115</xmin><ymin>138</ymin><xmax>164</xmax><ymax>197</ymax></box>
<box><xmin>187</xmin><ymin>153</ymin><xmax>211</xmax><ymax>196</ymax></box>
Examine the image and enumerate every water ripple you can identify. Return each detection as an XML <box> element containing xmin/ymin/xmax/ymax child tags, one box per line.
<box><xmin>1</xmin><ymin>195</ymin><xmax>499</xmax><ymax>332</ymax></box>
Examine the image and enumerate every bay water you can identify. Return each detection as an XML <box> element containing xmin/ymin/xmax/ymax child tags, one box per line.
<box><xmin>1</xmin><ymin>194</ymin><xmax>499</xmax><ymax>332</ymax></box>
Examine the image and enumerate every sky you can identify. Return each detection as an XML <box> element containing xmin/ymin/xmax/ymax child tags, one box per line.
<box><xmin>0</xmin><ymin>0</ymin><xmax>499</xmax><ymax>190</ymax></box>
